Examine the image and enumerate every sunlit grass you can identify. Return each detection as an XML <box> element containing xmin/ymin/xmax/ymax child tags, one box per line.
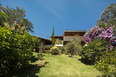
<box><xmin>35</xmin><ymin>53</ymin><xmax>101</xmax><ymax>77</ymax></box>
<box><xmin>6</xmin><ymin>52</ymin><xmax>101</xmax><ymax>77</ymax></box>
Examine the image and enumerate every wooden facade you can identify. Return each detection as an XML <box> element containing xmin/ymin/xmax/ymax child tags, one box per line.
<box><xmin>37</xmin><ymin>37</ymin><xmax>52</xmax><ymax>52</ymax></box>
<box><xmin>37</xmin><ymin>30</ymin><xmax>86</xmax><ymax>52</ymax></box>
<box><xmin>51</xmin><ymin>36</ymin><xmax>63</xmax><ymax>40</ymax></box>
<box><xmin>63</xmin><ymin>30</ymin><xmax>86</xmax><ymax>45</ymax></box>
<box><xmin>50</xmin><ymin>30</ymin><xmax>86</xmax><ymax>45</ymax></box>
<box><xmin>64</xmin><ymin>30</ymin><xmax>86</xmax><ymax>36</ymax></box>
<box><xmin>38</xmin><ymin>37</ymin><xmax>52</xmax><ymax>46</ymax></box>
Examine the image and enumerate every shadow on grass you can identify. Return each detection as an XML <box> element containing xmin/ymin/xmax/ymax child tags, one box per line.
<box><xmin>68</xmin><ymin>55</ymin><xmax>73</xmax><ymax>57</ymax></box>
<box><xmin>30</xmin><ymin>54</ymin><xmax>45</xmax><ymax>62</ymax></box>
<box><xmin>30</xmin><ymin>56</ymin><xmax>39</xmax><ymax>63</ymax></box>
<box><xmin>5</xmin><ymin>64</ymin><xmax>45</xmax><ymax>77</ymax></box>
<box><xmin>78</xmin><ymin>59</ymin><xmax>102</xmax><ymax>77</ymax></box>
<box><xmin>44</xmin><ymin>62</ymin><xmax>49</xmax><ymax>65</ymax></box>
<box><xmin>0</xmin><ymin>55</ymin><xmax>48</xmax><ymax>77</ymax></box>
<box><xmin>0</xmin><ymin>62</ymin><xmax>49</xmax><ymax>77</ymax></box>
<box><xmin>78</xmin><ymin>58</ymin><xmax>94</xmax><ymax>65</ymax></box>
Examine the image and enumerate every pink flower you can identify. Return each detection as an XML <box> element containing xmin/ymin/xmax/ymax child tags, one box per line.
<box><xmin>109</xmin><ymin>45</ymin><xmax>114</xmax><ymax>49</ymax></box>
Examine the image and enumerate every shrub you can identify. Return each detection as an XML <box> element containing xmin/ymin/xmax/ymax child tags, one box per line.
<box><xmin>81</xmin><ymin>39</ymin><xmax>111</xmax><ymax>64</ymax></box>
<box><xmin>95</xmin><ymin>50</ymin><xmax>116</xmax><ymax>77</ymax></box>
<box><xmin>45</xmin><ymin>50</ymin><xmax>51</xmax><ymax>54</ymax></box>
<box><xmin>32</xmin><ymin>36</ymin><xmax>41</xmax><ymax>51</ymax></box>
<box><xmin>55</xmin><ymin>39</ymin><xmax>62</xmax><ymax>44</ymax></box>
<box><xmin>0</xmin><ymin>26</ymin><xmax>34</xmax><ymax>74</ymax></box>
<box><xmin>50</xmin><ymin>46</ymin><xmax>59</xmax><ymax>55</ymax></box>
<box><xmin>65</xmin><ymin>42</ymin><xmax>75</xmax><ymax>56</ymax></box>
<box><xmin>85</xmin><ymin>26</ymin><xmax>113</xmax><ymax>44</ymax></box>
<box><xmin>59</xmin><ymin>46</ymin><xmax>65</xmax><ymax>54</ymax></box>
<box><xmin>65</xmin><ymin>36</ymin><xmax>82</xmax><ymax>57</ymax></box>
<box><xmin>38</xmin><ymin>46</ymin><xmax>44</xmax><ymax>60</ymax></box>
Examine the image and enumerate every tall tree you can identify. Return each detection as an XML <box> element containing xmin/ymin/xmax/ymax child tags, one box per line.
<box><xmin>1</xmin><ymin>5</ymin><xmax>34</xmax><ymax>32</ymax></box>
<box><xmin>51</xmin><ymin>26</ymin><xmax>55</xmax><ymax>46</ymax></box>
<box><xmin>0</xmin><ymin>10</ymin><xmax>7</xmax><ymax>27</ymax></box>
<box><xmin>97</xmin><ymin>3</ymin><xmax>116</xmax><ymax>25</ymax></box>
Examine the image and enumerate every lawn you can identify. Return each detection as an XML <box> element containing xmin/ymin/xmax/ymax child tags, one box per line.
<box><xmin>6</xmin><ymin>52</ymin><xmax>101</xmax><ymax>77</ymax></box>
<box><xmin>35</xmin><ymin>53</ymin><xmax>101</xmax><ymax>77</ymax></box>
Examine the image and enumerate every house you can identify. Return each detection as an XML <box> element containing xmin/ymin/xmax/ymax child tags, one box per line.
<box><xmin>53</xmin><ymin>36</ymin><xmax>63</xmax><ymax>40</ymax></box>
<box><xmin>51</xmin><ymin>30</ymin><xmax>86</xmax><ymax>46</ymax></box>
<box><xmin>37</xmin><ymin>37</ymin><xmax>52</xmax><ymax>52</ymax></box>
<box><xmin>50</xmin><ymin>36</ymin><xmax>63</xmax><ymax>47</ymax></box>
<box><xmin>63</xmin><ymin>30</ymin><xmax>86</xmax><ymax>45</ymax></box>
<box><xmin>38</xmin><ymin>37</ymin><xmax>52</xmax><ymax>46</ymax></box>
<box><xmin>37</xmin><ymin>30</ymin><xmax>86</xmax><ymax>52</ymax></box>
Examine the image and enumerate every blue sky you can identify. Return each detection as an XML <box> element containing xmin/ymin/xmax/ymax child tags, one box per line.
<box><xmin>1</xmin><ymin>0</ymin><xmax>116</xmax><ymax>39</ymax></box>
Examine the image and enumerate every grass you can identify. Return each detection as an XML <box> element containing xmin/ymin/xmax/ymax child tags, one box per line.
<box><xmin>4</xmin><ymin>52</ymin><xmax>101</xmax><ymax>77</ymax></box>
<box><xmin>35</xmin><ymin>53</ymin><xmax>101</xmax><ymax>77</ymax></box>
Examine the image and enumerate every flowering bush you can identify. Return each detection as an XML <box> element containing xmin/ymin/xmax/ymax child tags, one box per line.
<box><xmin>85</xmin><ymin>26</ymin><xmax>102</xmax><ymax>43</ymax></box>
<box><xmin>85</xmin><ymin>26</ymin><xmax>113</xmax><ymax>44</ymax></box>
<box><xmin>83</xmin><ymin>24</ymin><xmax>116</xmax><ymax>76</ymax></box>
<box><xmin>111</xmin><ymin>35</ymin><xmax>116</xmax><ymax>46</ymax></box>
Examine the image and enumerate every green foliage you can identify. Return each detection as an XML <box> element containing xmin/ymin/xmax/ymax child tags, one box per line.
<box><xmin>65</xmin><ymin>41</ymin><xmax>74</xmax><ymax>56</ymax></box>
<box><xmin>97</xmin><ymin>3</ymin><xmax>116</xmax><ymax>24</ymax></box>
<box><xmin>0</xmin><ymin>4</ymin><xmax>38</xmax><ymax>76</ymax></box>
<box><xmin>51</xmin><ymin>26</ymin><xmax>56</xmax><ymax>46</ymax></box>
<box><xmin>32</xmin><ymin>36</ymin><xmax>40</xmax><ymax>50</ymax></box>
<box><xmin>97</xmin><ymin>3</ymin><xmax>116</xmax><ymax>31</ymax></box>
<box><xmin>0</xmin><ymin>26</ymin><xmax>34</xmax><ymax>73</ymax></box>
<box><xmin>59</xmin><ymin>46</ymin><xmax>65</xmax><ymax>54</ymax></box>
<box><xmin>50</xmin><ymin>46</ymin><xmax>59</xmax><ymax>55</ymax></box>
<box><xmin>95</xmin><ymin>50</ymin><xmax>116</xmax><ymax>77</ymax></box>
<box><xmin>81</xmin><ymin>39</ymin><xmax>111</xmax><ymax>64</ymax></box>
<box><xmin>83</xmin><ymin>3</ymin><xmax>116</xmax><ymax>76</ymax></box>
<box><xmin>0</xmin><ymin>10</ymin><xmax>7</xmax><ymax>26</ymax></box>
<box><xmin>98</xmin><ymin>20</ymin><xmax>116</xmax><ymax>30</ymax></box>
<box><xmin>2</xmin><ymin>5</ymin><xmax>34</xmax><ymax>32</ymax></box>
<box><xmin>55</xmin><ymin>39</ymin><xmax>62</xmax><ymax>44</ymax></box>
<box><xmin>38</xmin><ymin>46</ymin><xmax>44</xmax><ymax>60</ymax></box>
<box><xmin>65</xmin><ymin>36</ymin><xmax>82</xmax><ymax>57</ymax></box>
<box><xmin>0</xmin><ymin>11</ymin><xmax>7</xmax><ymax>21</ymax></box>
<box><xmin>45</xmin><ymin>50</ymin><xmax>51</xmax><ymax>54</ymax></box>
